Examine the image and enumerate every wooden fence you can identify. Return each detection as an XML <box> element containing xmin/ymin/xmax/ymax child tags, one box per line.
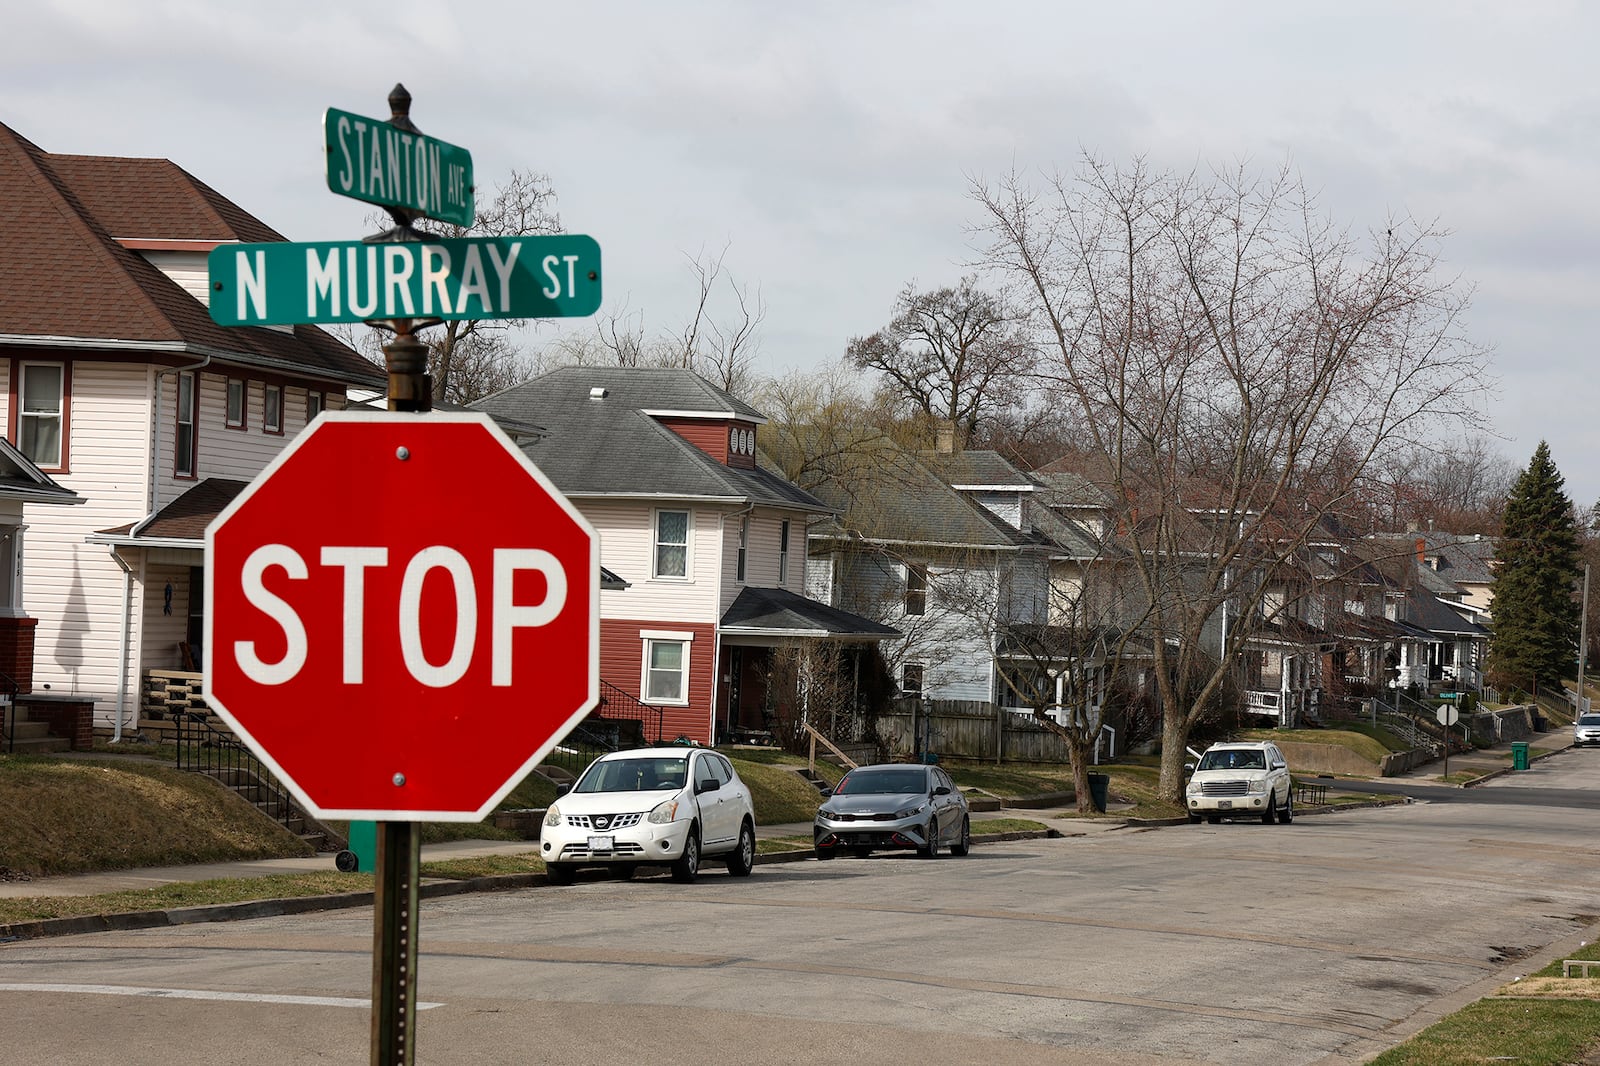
<box><xmin>877</xmin><ymin>700</ymin><xmax>1076</xmax><ymax>762</ymax></box>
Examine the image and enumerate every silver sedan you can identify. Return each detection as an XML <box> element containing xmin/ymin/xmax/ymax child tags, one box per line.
<box><xmin>814</xmin><ymin>762</ymin><xmax>970</xmax><ymax>860</ymax></box>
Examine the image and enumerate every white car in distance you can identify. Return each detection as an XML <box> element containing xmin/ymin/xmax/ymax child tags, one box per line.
<box><xmin>541</xmin><ymin>747</ymin><xmax>757</xmax><ymax>884</ymax></box>
<box><xmin>1185</xmin><ymin>741</ymin><xmax>1294</xmax><ymax>824</ymax></box>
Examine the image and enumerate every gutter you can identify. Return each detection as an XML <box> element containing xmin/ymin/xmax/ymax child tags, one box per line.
<box><xmin>107</xmin><ymin>550</ymin><xmax>135</xmax><ymax>743</ymax></box>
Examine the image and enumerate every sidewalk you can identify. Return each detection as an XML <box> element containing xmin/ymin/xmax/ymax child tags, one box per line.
<box><xmin>1391</xmin><ymin>728</ymin><xmax>1571</xmax><ymax>783</ymax></box>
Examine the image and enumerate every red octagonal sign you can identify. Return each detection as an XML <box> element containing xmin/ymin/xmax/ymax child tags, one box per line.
<box><xmin>205</xmin><ymin>411</ymin><xmax>598</xmax><ymax>821</ymax></box>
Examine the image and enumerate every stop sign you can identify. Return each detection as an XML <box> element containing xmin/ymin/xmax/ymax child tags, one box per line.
<box><xmin>204</xmin><ymin>411</ymin><xmax>598</xmax><ymax>821</ymax></box>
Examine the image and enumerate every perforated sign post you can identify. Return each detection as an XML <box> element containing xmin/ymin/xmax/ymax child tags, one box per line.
<box><xmin>205</xmin><ymin>412</ymin><xmax>598</xmax><ymax>821</ymax></box>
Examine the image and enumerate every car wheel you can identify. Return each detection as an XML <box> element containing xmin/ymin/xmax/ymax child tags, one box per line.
<box><xmin>726</xmin><ymin>821</ymin><xmax>755</xmax><ymax>877</ymax></box>
<box><xmin>1280</xmin><ymin>792</ymin><xmax>1293</xmax><ymax>824</ymax></box>
<box><xmin>918</xmin><ymin>818</ymin><xmax>940</xmax><ymax>859</ymax></box>
<box><xmin>614</xmin><ymin>864</ymin><xmax>636</xmax><ymax>880</ymax></box>
<box><xmin>671</xmin><ymin>828</ymin><xmax>701</xmax><ymax>883</ymax></box>
<box><xmin>1261</xmin><ymin>796</ymin><xmax>1277</xmax><ymax>824</ymax></box>
<box><xmin>545</xmin><ymin>862</ymin><xmax>575</xmax><ymax>886</ymax></box>
<box><xmin>951</xmin><ymin>816</ymin><xmax>971</xmax><ymax>856</ymax></box>
<box><xmin>815</xmin><ymin>846</ymin><xmax>836</xmax><ymax>861</ymax></box>
<box><xmin>1187</xmin><ymin>813</ymin><xmax>1202</xmax><ymax>824</ymax></box>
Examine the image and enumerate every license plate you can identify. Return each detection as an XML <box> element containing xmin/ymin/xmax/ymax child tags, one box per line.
<box><xmin>1218</xmin><ymin>801</ymin><xmax>1232</xmax><ymax>810</ymax></box>
<box><xmin>588</xmin><ymin>835</ymin><xmax>614</xmax><ymax>853</ymax></box>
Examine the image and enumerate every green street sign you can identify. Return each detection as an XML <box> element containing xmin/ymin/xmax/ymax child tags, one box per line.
<box><xmin>324</xmin><ymin>107</ymin><xmax>474</xmax><ymax>227</ymax></box>
<box><xmin>207</xmin><ymin>235</ymin><xmax>602</xmax><ymax>326</ymax></box>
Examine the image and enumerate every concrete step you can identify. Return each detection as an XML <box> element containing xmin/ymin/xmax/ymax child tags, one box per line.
<box><xmin>5</xmin><ymin>733</ymin><xmax>70</xmax><ymax>754</ymax></box>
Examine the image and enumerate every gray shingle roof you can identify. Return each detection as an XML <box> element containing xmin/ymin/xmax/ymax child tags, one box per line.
<box><xmin>472</xmin><ymin>367</ymin><xmax>822</xmax><ymax>509</ymax></box>
<box><xmin>922</xmin><ymin>450</ymin><xmax>1034</xmax><ymax>488</ymax></box>
<box><xmin>720</xmin><ymin>587</ymin><xmax>899</xmax><ymax>639</ymax></box>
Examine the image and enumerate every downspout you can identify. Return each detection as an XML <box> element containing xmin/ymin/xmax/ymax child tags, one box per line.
<box><xmin>108</xmin><ymin>550</ymin><xmax>134</xmax><ymax>743</ymax></box>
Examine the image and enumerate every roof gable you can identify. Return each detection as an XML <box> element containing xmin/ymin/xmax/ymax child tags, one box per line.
<box><xmin>0</xmin><ymin>122</ymin><xmax>384</xmax><ymax>390</ymax></box>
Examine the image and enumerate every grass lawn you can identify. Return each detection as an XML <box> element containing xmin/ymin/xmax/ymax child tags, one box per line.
<box><xmin>1368</xmin><ymin>999</ymin><xmax>1600</xmax><ymax>1065</ymax></box>
<box><xmin>1240</xmin><ymin>727</ymin><xmax>1394</xmax><ymax>763</ymax></box>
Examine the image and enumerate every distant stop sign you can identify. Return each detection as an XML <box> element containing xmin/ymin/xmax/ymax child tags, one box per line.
<box><xmin>205</xmin><ymin>411</ymin><xmax>597</xmax><ymax>821</ymax></box>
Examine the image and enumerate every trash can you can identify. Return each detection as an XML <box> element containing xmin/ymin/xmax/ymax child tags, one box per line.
<box><xmin>922</xmin><ymin>752</ymin><xmax>940</xmax><ymax>765</ymax></box>
<box><xmin>1087</xmin><ymin>772</ymin><xmax>1109</xmax><ymax>813</ymax></box>
<box><xmin>336</xmin><ymin>819</ymin><xmax>377</xmax><ymax>872</ymax></box>
<box><xmin>1510</xmin><ymin>742</ymin><xmax>1530</xmax><ymax>772</ymax></box>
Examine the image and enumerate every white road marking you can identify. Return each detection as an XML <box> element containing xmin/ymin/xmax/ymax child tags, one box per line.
<box><xmin>0</xmin><ymin>983</ymin><xmax>444</xmax><ymax>1009</ymax></box>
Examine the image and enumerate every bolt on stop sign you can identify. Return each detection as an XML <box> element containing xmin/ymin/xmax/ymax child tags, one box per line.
<box><xmin>205</xmin><ymin>411</ymin><xmax>598</xmax><ymax>821</ymax></box>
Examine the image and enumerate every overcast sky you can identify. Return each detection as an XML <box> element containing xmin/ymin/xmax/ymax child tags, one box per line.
<box><xmin>9</xmin><ymin>1</ymin><xmax>1599</xmax><ymax>507</ymax></box>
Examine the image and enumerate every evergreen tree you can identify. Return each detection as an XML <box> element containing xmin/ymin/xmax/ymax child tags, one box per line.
<box><xmin>1488</xmin><ymin>442</ymin><xmax>1582</xmax><ymax>694</ymax></box>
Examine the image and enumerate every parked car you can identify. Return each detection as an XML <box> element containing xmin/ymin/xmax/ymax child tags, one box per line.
<box><xmin>1575</xmin><ymin>713</ymin><xmax>1600</xmax><ymax>747</ymax></box>
<box><xmin>1184</xmin><ymin>741</ymin><xmax>1293</xmax><ymax>824</ymax></box>
<box><xmin>541</xmin><ymin>747</ymin><xmax>756</xmax><ymax>884</ymax></box>
<box><xmin>814</xmin><ymin>762</ymin><xmax>970</xmax><ymax>860</ymax></box>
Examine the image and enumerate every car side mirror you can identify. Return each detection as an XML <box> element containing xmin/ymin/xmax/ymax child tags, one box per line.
<box><xmin>1271</xmin><ymin>762</ymin><xmax>1285</xmax><ymax>771</ymax></box>
<box><xmin>819</xmin><ymin>787</ymin><xmax>834</xmax><ymax>798</ymax></box>
<box><xmin>934</xmin><ymin>785</ymin><xmax>951</xmax><ymax>796</ymax></box>
<box><xmin>1183</xmin><ymin>762</ymin><xmax>1195</xmax><ymax>775</ymax></box>
<box><xmin>696</xmin><ymin>778</ymin><xmax>720</xmax><ymax>795</ymax></box>
<box><xmin>556</xmin><ymin>783</ymin><xmax>570</xmax><ymax>797</ymax></box>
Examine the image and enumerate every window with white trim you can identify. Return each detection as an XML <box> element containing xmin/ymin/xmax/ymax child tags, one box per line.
<box><xmin>306</xmin><ymin>391</ymin><xmax>324</xmax><ymax>421</ymax></box>
<box><xmin>778</xmin><ymin>519</ymin><xmax>790</xmax><ymax>585</ymax></box>
<box><xmin>904</xmin><ymin>562</ymin><xmax>928</xmax><ymax>616</ymax></box>
<box><xmin>736</xmin><ymin>515</ymin><xmax>749</xmax><ymax>582</ymax></box>
<box><xmin>642</xmin><ymin>634</ymin><xmax>692</xmax><ymax>704</ymax></box>
<box><xmin>654</xmin><ymin>509</ymin><xmax>690</xmax><ymax>579</ymax></box>
<box><xmin>225</xmin><ymin>378</ymin><xmax>245</xmax><ymax>428</ymax></box>
<box><xmin>174</xmin><ymin>371</ymin><xmax>197</xmax><ymax>477</ymax></box>
<box><xmin>902</xmin><ymin>662</ymin><xmax>925</xmax><ymax>696</ymax></box>
<box><xmin>263</xmin><ymin>384</ymin><xmax>283</xmax><ymax>434</ymax></box>
<box><xmin>19</xmin><ymin>363</ymin><xmax>64</xmax><ymax>467</ymax></box>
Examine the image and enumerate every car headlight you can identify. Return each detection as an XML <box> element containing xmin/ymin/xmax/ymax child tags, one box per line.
<box><xmin>544</xmin><ymin>804</ymin><xmax>562</xmax><ymax>827</ymax></box>
<box><xmin>648</xmin><ymin>799</ymin><xmax>680</xmax><ymax>824</ymax></box>
<box><xmin>1185</xmin><ymin>779</ymin><xmax>1200</xmax><ymax>796</ymax></box>
<box><xmin>895</xmin><ymin>802</ymin><xmax>929</xmax><ymax>819</ymax></box>
<box><xmin>1248</xmin><ymin>779</ymin><xmax>1268</xmax><ymax>794</ymax></box>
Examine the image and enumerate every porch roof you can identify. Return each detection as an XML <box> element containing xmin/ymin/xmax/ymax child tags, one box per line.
<box><xmin>719</xmin><ymin>586</ymin><xmax>899</xmax><ymax>641</ymax></box>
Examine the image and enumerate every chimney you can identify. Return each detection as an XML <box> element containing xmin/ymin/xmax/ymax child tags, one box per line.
<box><xmin>935</xmin><ymin>422</ymin><xmax>956</xmax><ymax>454</ymax></box>
<box><xmin>1415</xmin><ymin>537</ymin><xmax>1426</xmax><ymax>563</ymax></box>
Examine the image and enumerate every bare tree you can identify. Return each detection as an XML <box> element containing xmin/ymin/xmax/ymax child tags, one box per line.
<box><xmin>847</xmin><ymin>276</ymin><xmax>1032</xmax><ymax>449</ymax></box>
<box><xmin>974</xmin><ymin>155</ymin><xmax>1491</xmax><ymax>801</ymax></box>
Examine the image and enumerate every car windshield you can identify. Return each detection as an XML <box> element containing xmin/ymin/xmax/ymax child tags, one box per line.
<box><xmin>1580</xmin><ymin>715</ymin><xmax>1600</xmax><ymax>726</ymax></box>
<box><xmin>1198</xmin><ymin>749</ymin><xmax>1265</xmax><ymax>771</ymax></box>
<box><xmin>574</xmin><ymin>757</ymin><xmax>688</xmax><ymax>793</ymax></box>
<box><xmin>834</xmin><ymin>768</ymin><xmax>928</xmax><ymax>795</ymax></box>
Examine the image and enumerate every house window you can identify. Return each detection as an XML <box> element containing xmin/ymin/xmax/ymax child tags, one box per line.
<box><xmin>654</xmin><ymin>509</ymin><xmax>690</xmax><ymax>579</ymax></box>
<box><xmin>642</xmin><ymin>632</ymin><xmax>693</xmax><ymax>704</ymax></box>
<box><xmin>174</xmin><ymin>371</ymin><xmax>197</xmax><ymax>477</ymax></box>
<box><xmin>226</xmin><ymin>379</ymin><xmax>246</xmax><ymax>428</ymax></box>
<box><xmin>902</xmin><ymin>663</ymin><xmax>925</xmax><ymax>696</ymax></box>
<box><xmin>263</xmin><ymin>384</ymin><xmax>283</xmax><ymax>434</ymax></box>
<box><xmin>736</xmin><ymin>515</ymin><xmax>749</xmax><ymax>582</ymax></box>
<box><xmin>18</xmin><ymin>362</ymin><xmax>64</xmax><ymax>468</ymax></box>
<box><xmin>905</xmin><ymin>562</ymin><xmax>928</xmax><ymax>616</ymax></box>
<box><xmin>778</xmin><ymin>519</ymin><xmax>790</xmax><ymax>585</ymax></box>
<box><xmin>307</xmin><ymin>391</ymin><xmax>324</xmax><ymax>421</ymax></box>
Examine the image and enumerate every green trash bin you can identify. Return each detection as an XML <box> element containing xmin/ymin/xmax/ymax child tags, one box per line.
<box><xmin>336</xmin><ymin>820</ymin><xmax>377</xmax><ymax>872</ymax></box>
<box><xmin>1510</xmin><ymin>742</ymin><xmax>1530</xmax><ymax>771</ymax></box>
<box><xmin>1087</xmin><ymin>772</ymin><xmax>1109</xmax><ymax>813</ymax></box>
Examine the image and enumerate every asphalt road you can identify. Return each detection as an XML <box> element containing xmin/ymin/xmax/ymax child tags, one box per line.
<box><xmin>3</xmin><ymin>752</ymin><xmax>1598</xmax><ymax>1066</ymax></box>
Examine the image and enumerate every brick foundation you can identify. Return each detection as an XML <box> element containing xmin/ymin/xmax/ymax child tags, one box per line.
<box><xmin>16</xmin><ymin>694</ymin><xmax>94</xmax><ymax>750</ymax></box>
<box><xmin>0</xmin><ymin>616</ymin><xmax>37</xmax><ymax>694</ymax></box>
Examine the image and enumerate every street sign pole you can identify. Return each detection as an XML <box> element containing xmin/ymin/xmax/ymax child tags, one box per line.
<box><xmin>374</xmin><ymin>83</ymin><xmax>430</xmax><ymax>1065</ymax></box>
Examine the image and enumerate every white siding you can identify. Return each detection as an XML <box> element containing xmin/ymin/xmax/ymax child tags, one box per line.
<box><xmin>716</xmin><ymin>508</ymin><xmax>802</xmax><ymax>613</ymax></box>
<box><xmin>140</xmin><ymin>251</ymin><xmax>210</xmax><ymax>305</ymax></box>
<box><xmin>6</xmin><ymin>362</ymin><xmax>154</xmax><ymax>712</ymax></box>
<box><xmin>587</xmin><ymin>500</ymin><xmax>725</xmax><ymax>624</ymax></box>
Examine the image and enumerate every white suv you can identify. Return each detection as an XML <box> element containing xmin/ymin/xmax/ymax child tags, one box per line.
<box><xmin>1185</xmin><ymin>741</ymin><xmax>1293</xmax><ymax>824</ymax></box>
<box><xmin>541</xmin><ymin>747</ymin><xmax>757</xmax><ymax>884</ymax></box>
<box><xmin>1575</xmin><ymin>713</ymin><xmax>1600</xmax><ymax>748</ymax></box>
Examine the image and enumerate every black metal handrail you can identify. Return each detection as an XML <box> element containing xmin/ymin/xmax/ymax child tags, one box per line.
<box><xmin>0</xmin><ymin>669</ymin><xmax>20</xmax><ymax>754</ymax></box>
<box><xmin>598</xmin><ymin>679</ymin><xmax>665</xmax><ymax>745</ymax></box>
<box><xmin>174</xmin><ymin>710</ymin><xmax>299</xmax><ymax>831</ymax></box>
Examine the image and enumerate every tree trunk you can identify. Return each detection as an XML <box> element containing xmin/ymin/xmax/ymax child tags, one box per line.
<box><xmin>1157</xmin><ymin>701</ymin><xmax>1192</xmax><ymax>803</ymax></box>
<box><xmin>1069</xmin><ymin>737</ymin><xmax>1094</xmax><ymax>814</ymax></box>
